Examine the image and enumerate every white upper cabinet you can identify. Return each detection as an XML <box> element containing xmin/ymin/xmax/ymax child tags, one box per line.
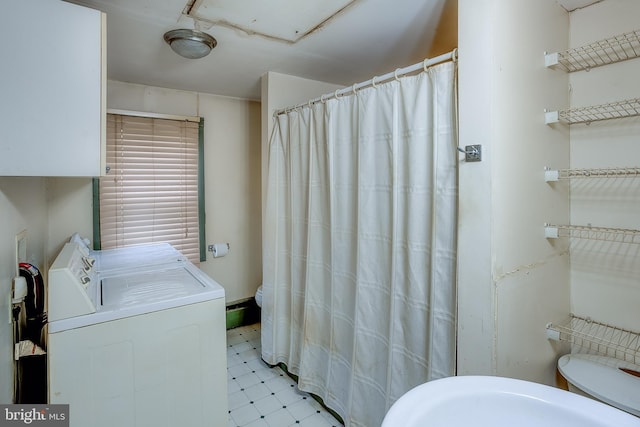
<box><xmin>0</xmin><ymin>0</ymin><xmax>106</xmax><ymax>176</ymax></box>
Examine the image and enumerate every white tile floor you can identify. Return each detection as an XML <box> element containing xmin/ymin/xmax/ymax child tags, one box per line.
<box><xmin>227</xmin><ymin>324</ymin><xmax>342</xmax><ymax>427</ymax></box>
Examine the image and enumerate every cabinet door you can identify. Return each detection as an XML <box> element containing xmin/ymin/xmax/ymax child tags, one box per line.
<box><xmin>0</xmin><ymin>0</ymin><xmax>105</xmax><ymax>176</ymax></box>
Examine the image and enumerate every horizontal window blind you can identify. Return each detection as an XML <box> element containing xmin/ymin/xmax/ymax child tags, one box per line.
<box><xmin>99</xmin><ymin>114</ymin><xmax>201</xmax><ymax>264</ymax></box>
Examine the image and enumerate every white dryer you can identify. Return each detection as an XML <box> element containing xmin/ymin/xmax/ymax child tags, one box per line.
<box><xmin>47</xmin><ymin>241</ymin><xmax>228</xmax><ymax>427</ymax></box>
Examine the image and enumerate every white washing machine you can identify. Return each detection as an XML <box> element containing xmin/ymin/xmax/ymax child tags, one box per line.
<box><xmin>47</xmin><ymin>240</ymin><xmax>228</xmax><ymax>427</ymax></box>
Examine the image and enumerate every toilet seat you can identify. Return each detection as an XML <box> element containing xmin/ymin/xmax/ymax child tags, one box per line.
<box><xmin>558</xmin><ymin>353</ymin><xmax>640</xmax><ymax>417</ymax></box>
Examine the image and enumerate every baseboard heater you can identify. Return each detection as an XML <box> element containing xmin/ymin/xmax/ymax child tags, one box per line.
<box><xmin>225</xmin><ymin>298</ymin><xmax>260</xmax><ymax>330</ymax></box>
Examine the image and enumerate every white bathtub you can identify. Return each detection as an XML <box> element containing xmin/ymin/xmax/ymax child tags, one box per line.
<box><xmin>382</xmin><ymin>376</ymin><xmax>640</xmax><ymax>427</ymax></box>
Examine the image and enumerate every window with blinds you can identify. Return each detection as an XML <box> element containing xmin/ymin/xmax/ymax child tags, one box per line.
<box><xmin>98</xmin><ymin>113</ymin><xmax>204</xmax><ymax>264</ymax></box>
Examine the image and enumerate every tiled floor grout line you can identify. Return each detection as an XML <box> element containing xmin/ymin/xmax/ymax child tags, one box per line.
<box><xmin>227</xmin><ymin>323</ymin><xmax>341</xmax><ymax>427</ymax></box>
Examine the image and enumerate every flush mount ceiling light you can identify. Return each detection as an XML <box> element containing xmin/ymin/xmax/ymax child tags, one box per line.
<box><xmin>163</xmin><ymin>29</ymin><xmax>217</xmax><ymax>59</ymax></box>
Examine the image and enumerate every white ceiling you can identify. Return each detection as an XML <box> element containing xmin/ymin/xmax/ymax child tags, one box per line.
<box><xmin>67</xmin><ymin>0</ymin><xmax>449</xmax><ymax>100</ymax></box>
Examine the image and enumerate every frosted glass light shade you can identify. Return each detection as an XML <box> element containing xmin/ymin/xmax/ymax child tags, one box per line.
<box><xmin>163</xmin><ymin>29</ymin><xmax>217</xmax><ymax>59</ymax></box>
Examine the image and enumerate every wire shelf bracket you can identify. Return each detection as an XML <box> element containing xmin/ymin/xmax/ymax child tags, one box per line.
<box><xmin>545</xmin><ymin>98</ymin><xmax>640</xmax><ymax>125</ymax></box>
<box><xmin>546</xmin><ymin>314</ymin><xmax>640</xmax><ymax>365</ymax></box>
<box><xmin>545</xmin><ymin>29</ymin><xmax>640</xmax><ymax>72</ymax></box>
<box><xmin>544</xmin><ymin>223</ymin><xmax>640</xmax><ymax>244</ymax></box>
<box><xmin>544</xmin><ymin>166</ymin><xmax>640</xmax><ymax>182</ymax></box>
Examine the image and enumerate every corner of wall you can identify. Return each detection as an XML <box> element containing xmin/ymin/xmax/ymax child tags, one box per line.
<box><xmin>428</xmin><ymin>0</ymin><xmax>458</xmax><ymax>57</ymax></box>
<box><xmin>457</xmin><ymin>0</ymin><xmax>572</xmax><ymax>384</ymax></box>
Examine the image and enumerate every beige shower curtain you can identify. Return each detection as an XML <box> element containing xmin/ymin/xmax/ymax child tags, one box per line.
<box><xmin>262</xmin><ymin>61</ymin><xmax>458</xmax><ymax>427</ymax></box>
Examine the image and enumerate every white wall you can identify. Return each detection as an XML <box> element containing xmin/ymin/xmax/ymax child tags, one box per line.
<box><xmin>456</xmin><ymin>0</ymin><xmax>496</xmax><ymax>376</ymax></box>
<box><xmin>458</xmin><ymin>0</ymin><xmax>571</xmax><ymax>384</ymax></box>
<box><xmin>46</xmin><ymin>178</ymin><xmax>94</xmax><ymax>263</ymax></box>
<box><xmin>567</xmin><ymin>0</ymin><xmax>640</xmax><ymax>331</ymax></box>
<box><xmin>0</xmin><ymin>177</ymin><xmax>48</xmax><ymax>403</ymax></box>
<box><xmin>198</xmin><ymin>93</ymin><xmax>262</xmax><ymax>305</ymax></box>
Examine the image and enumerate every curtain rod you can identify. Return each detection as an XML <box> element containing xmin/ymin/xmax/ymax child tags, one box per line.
<box><xmin>274</xmin><ymin>48</ymin><xmax>457</xmax><ymax>117</ymax></box>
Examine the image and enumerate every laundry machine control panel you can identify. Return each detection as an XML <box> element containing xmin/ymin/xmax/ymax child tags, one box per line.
<box><xmin>48</xmin><ymin>242</ymin><xmax>99</xmax><ymax>322</ymax></box>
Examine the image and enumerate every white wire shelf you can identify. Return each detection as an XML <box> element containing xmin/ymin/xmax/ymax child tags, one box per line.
<box><xmin>545</xmin><ymin>29</ymin><xmax>640</xmax><ymax>72</ymax></box>
<box><xmin>544</xmin><ymin>166</ymin><xmax>640</xmax><ymax>182</ymax></box>
<box><xmin>546</xmin><ymin>314</ymin><xmax>640</xmax><ymax>365</ymax></box>
<box><xmin>544</xmin><ymin>224</ymin><xmax>640</xmax><ymax>244</ymax></box>
<box><xmin>545</xmin><ymin>98</ymin><xmax>640</xmax><ymax>125</ymax></box>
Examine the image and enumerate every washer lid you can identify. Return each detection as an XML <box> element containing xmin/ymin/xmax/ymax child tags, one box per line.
<box><xmin>558</xmin><ymin>354</ymin><xmax>640</xmax><ymax>416</ymax></box>
<box><xmin>101</xmin><ymin>267</ymin><xmax>209</xmax><ymax>308</ymax></box>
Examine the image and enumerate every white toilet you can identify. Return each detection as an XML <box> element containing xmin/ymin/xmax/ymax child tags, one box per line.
<box><xmin>255</xmin><ymin>285</ymin><xmax>263</xmax><ymax>308</ymax></box>
<box><xmin>557</xmin><ymin>353</ymin><xmax>640</xmax><ymax>417</ymax></box>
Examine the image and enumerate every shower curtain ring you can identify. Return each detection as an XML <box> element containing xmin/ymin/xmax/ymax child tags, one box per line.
<box><xmin>334</xmin><ymin>89</ymin><xmax>341</xmax><ymax>99</ymax></box>
<box><xmin>352</xmin><ymin>84</ymin><xmax>357</xmax><ymax>95</ymax></box>
<box><xmin>320</xmin><ymin>94</ymin><xmax>327</xmax><ymax>103</ymax></box>
<box><xmin>394</xmin><ymin>69</ymin><xmax>401</xmax><ymax>81</ymax></box>
<box><xmin>371</xmin><ymin>76</ymin><xmax>378</xmax><ymax>88</ymax></box>
<box><xmin>423</xmin><ymin>59</ymin><xmax>429</xmax><ymax>72</ymax></box>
